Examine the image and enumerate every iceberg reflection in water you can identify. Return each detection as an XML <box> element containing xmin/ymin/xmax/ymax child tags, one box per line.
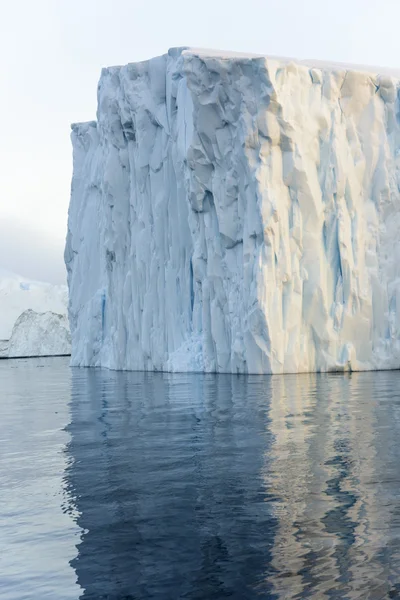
<box><xmin>65</xmin><ymin>368</ymin><xmax>400</xmax><ymax>599</ymax></box>
<box><xmin>1</xmin><ymin>358</ymin><xmax>400</xmax><ymax>599</ymax></box>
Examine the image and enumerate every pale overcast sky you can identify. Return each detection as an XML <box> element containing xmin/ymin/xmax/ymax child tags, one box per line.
<box><xmin>1</xmin><ymin>0</ymin><xmax>399</xmax><ymax>283</ymax></box>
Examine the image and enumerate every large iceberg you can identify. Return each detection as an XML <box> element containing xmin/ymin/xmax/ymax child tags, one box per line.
<box><xmin>66</xmin><ymin>48</ymin><xmax>400</xmax><ymax>373</ymax></box>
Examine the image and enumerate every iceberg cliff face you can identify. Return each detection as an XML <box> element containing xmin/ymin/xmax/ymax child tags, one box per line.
<box><xmin>66</xmin><ymin>48</ymin><xmax>400</xmax><ymax>373</ymax></box>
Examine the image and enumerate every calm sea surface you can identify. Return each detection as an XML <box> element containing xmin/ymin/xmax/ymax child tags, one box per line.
<box><xmin>1</xmin><ymin>358</ymin><xmax>400</xmax><ymax>599</ymax></box>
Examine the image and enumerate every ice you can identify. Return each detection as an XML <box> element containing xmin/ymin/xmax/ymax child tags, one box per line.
<box><xmin>0</xmin><ymin>268</ymin><xmax>70</xmax><ymax>358</ymax></box>
<box><xmin>7</xmin><ymin>310</ymin><xmax>71</xmax><ymax>358</ymax></box>
<box><xmin>66</xmin><ymin>47</ymin><xmax>400</xmax><ymax>373</ymax></box>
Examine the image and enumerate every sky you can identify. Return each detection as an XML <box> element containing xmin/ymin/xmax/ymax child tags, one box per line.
<box><xmin>1</xmin><ymin>0</ymin><xmax>400</xmax><ymax>284</ymax></box>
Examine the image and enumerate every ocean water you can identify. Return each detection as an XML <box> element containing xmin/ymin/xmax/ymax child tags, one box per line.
<box><xmin>1</xmin><ymin>358</ymin><xmax>400</xmax><ymax>599</ymax></box>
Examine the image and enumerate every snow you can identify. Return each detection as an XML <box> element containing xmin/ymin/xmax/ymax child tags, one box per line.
<box><xmin>0</xmin><ymin>268</ymin><xmax>71</xmax><ymax>358</ymax></box>
<box><xmin>66</xmin><ymin>47</ymin><xmax>400</xmax><ymax>373</ymax></box>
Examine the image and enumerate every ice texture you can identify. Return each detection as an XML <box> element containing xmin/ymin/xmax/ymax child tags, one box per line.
<box><xmin>7</xmin><ymin>310</ymin><xmax>71</xmax><ymax>358</ymax></box>
<box><xmin>66</xmin><ymin>48</ymin><xmax>400</xmax><ymax>373</ymax></box>
<box><xmin>0</xmin><ymin>268</ymin><xmax>70</xmax><ymax>358</ymax></box>
<box><xmin>0</xmin><ymin>267</ymin><xmax>68</xmax><ymax>339</ymax></box>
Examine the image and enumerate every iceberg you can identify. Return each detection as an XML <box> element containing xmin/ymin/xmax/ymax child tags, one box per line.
<box><xmin>7</xmin><ymin>310</ymin><xmax>71</xmax><ymax>358</ymax></box>
<box><xmin>0</xmin><ymin>268</ymin><xmax>71</xmax><ymax>358</ymax></box>
<box><xmin>66</xmin><ymin>48</ymin><xmax>400</xmax><ymax>373</ymax></box>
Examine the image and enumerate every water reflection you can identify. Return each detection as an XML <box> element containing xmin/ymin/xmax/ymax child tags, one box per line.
<box><xmin>0</xmin><ymin>357</ymin><xmax>80</xmax><ymax>600</ymax></box>
<box><xmin>265</xmin><ymin>373</ymin><xmax>400</xmax><ymax>599</ymax></box>
<box><xmin>65</xmin><ymin>371</ymin><xmax>277</xmax><ymax>599</ymax></box>
<box><xmin>64</xmin><ymin>369</ymin><xmax>400</xmax><ymax>599</ymax></box>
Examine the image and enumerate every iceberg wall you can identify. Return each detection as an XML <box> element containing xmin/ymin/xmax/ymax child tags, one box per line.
<box><xmin>66</xmin><ymin>48</ymin><xmax>400</xmax><ymax>373</ymax></box>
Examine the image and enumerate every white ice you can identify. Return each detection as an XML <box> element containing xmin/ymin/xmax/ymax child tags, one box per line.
<box><xmin>66</xmin><ymin>47</ymin><xmax>400</xmax><ymax>373</ymax></box>
<box><xmin>6</xmin><ymin>310</ymin><xmax>71</xmax><ymax>358</ymax></box>
<box><xmin>0</xmin><ymin>267</ymin><xmax>70</xmax><ymax>358</ymax></box>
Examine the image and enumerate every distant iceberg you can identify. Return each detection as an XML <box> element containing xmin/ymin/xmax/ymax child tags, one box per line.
<box><xmin>66</xmin><ymin>48</ymin><xmax>400</xmax><ymax>373</ymax></box>
<box><xmin>6</xmin><ymin>310</ymin><xmax>71</xmax><ymax>358</ymax></box>
<box><xmin>0</xmin><ymin>268</ymin><xmax>70</xmax><ymax>358</ymax></box>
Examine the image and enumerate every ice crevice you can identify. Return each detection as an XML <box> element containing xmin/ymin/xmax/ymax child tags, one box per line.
<box><xmin>66</xmin><ymin>48</ymin><xmax>400</xmax><ymax>373</ymax></box>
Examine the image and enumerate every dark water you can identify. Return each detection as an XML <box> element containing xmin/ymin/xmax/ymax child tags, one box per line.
<box><xmin>1</xmin><ymin>359</ymin><xmax>400</xmax><ymax>599</ymax></box>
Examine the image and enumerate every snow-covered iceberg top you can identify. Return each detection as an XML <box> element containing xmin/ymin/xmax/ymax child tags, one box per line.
<box><xmin>66</xmin><ymin>47</ymin><xmax>400</xmax><ymax>373</ymax></box>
